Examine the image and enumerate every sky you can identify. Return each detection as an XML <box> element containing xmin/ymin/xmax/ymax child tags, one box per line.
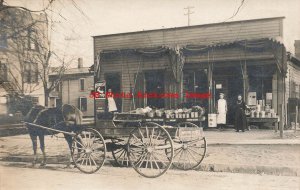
<box><xmin>7</xmin><ymin>0</ymin><xmax>300</xmax><ymax>67</ymax></box>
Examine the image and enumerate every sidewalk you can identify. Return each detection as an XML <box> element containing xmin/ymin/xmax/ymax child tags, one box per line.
<box><xmin>0</xmin><ymin>129</ymin><xmax>299</xmax><ymax>176</ymax></box>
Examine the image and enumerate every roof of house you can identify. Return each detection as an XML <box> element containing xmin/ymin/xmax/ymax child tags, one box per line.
<box><xmin>49</xmin><ymin>67</ymin><xmax>93</xmax><ymax>76</ymax></box>
<box><xmin>289</xmin><ymin>54</ymin><xmax>300</xmax><ymax>67</ymax></box>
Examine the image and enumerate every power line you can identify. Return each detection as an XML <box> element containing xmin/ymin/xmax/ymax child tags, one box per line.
<box><xmin>224</xmin><ymin>0</ymin><xmax>246</xmax><ymax>22</ymax></box>
<box><xmin>184</xmin><ymin>6</ymin><xmax>194</xmax><ymax>26</ymax></box>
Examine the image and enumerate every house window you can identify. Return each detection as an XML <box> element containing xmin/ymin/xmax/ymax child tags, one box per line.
<box><xmin>0</xmin><ymin>62</ymin><xmax>7</xmax><ymax>81</ymax></box>
<box><xmin>78</xmin><ymin>97</ymin><xmax>87</xmax><ymax>112</ymax></box>
<box><xmin>28</xmin><ymin>28</ymin><xmax>38</xmax><ymax>51</ymax></box>
<box><xmin>79</xmin><ymin>78</ymin><xmax>85</xmax><ymax>91</ymax></box>
<box><xmin>55</xmin><ymin>82</ymin><xmax>61</xmax><ymax>92</ymax></box>
<box><xmin>24</xmin><ymin>62</ymin><xmax>38</xmax><ymax>83</ymax></box>
<box><xmin>0</xmin><ymin>33</ymin><xmax>7</xmax><ymax>48</ymax></box>
<box><xmin>31</xmin><ymin>97</ymin><xmax>39</xmax><ymax>105</ymax></box>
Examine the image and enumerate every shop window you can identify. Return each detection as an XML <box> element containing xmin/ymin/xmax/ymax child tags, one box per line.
<box><xmin>24</xmin><ymin>62</ymin><xmax>38</xmax><ymax>83</ymax></box>
<box><xmin>78</xmin><ymin>97</ymin><xmax>87</xmax><ymax>112</ymax></box>
<box><xmin>183</xmin><ymin>70</ymin><xmax>208</xmax><ymax>105</ymax></box>
<box><xmin>145</xmin><ymin>71</ymin><xmax>165</xmax><ymax>108</ymax></box>
<box><xmin>79</xmin><ymin>78</ymin><xmax>85</xmax><ymax>91</ymax></box>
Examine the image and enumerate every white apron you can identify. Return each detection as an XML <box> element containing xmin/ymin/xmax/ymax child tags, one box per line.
<box><xmin>217</xmin><ymin>99</ymin><xmax>227</xmax><ymax>124</ymax></box>
<box><xmin>108</xmin><ymin>97</ymin><xmax>117</xmax><ymax>112</ymax></box>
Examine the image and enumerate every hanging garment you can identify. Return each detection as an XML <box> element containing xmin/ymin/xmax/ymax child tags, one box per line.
<box><xmin>217</xmin><ymin>99</ymin><xmax>227</xmax><ymax>124</ymax></box>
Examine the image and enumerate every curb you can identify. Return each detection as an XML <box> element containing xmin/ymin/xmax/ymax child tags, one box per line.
<box><xmin>0</xmin><ymin>127</ymin><xmax>27</xmax><ymax>137</ymax></box>
<box><xmin>208</xmin><ymin>143</ymin><xmax>300</xmax><ymax>146</ymax></box>
<box><xmin>1</xmin><ymin>155</ymin><xmax>299</xmax><ymax>177</ymax></box>
<box><xmin>197</xmin><ymin>163</ymin><xmax>300</xmax><ymax>176</ymax></box>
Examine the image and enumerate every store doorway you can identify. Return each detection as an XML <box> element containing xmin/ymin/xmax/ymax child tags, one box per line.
<box><xmin>145</xmin><ymin>71</ymin><xmax>165</xmax><ymax>108</ymax></box>
<box><xmin>213</xmin><ymin>66</ymin><xmax>243</xmax><ymax>125</ymax></box>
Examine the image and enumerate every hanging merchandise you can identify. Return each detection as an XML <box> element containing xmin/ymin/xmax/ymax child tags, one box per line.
<box><xmin>167</xmin><ymin>45</ymin><xmax>185</xmax><ymax>83</ymax></box>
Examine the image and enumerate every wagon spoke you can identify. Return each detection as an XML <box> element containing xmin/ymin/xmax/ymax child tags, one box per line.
<box><xmin>132</xmin><ymin>134</ymin><xmax>145</xmax><ymax>146</ymax></box>
<box><xmin>173</xmin><ymin>148</ymin><xmax>183</xmax><ymax>159</ymax></box>
<box><xmin>136</xmin><ymin>152</ymin><xmax>147</xmax><ymax>168</ymax></box>
<box><xmin>138</xmin><ymin>128</ymin><xmax>145</xmax><ymax>143</ymax></box>
<box><xmin>149</xmin><ymin>154</ymin><xmax>153</xmax><ymax>170</ymax></box>
<box><xmin>74</xmin><ymin>138</ymin><xmax>85</xmax><ymax>148</ymax></box>
<box><xmin>152</xmin><ymin>153</ymin><xmax>167</xmax><ymax>167</ymax></box>
<box><xmin>145</xmin><ymin>125</ymin><xmax>149</xmax><ymax>138</ymax></box>
<box><xmin>186</xmin><ymin>148</ymin><xmax>199</xmax><ymax>163</ymax></box>
<box><xmin>90</xmin><ymin>154</ymin><xmax>97</xmax><ymax>166</ymax></box>
<box><xmin>75</xmin><ymin>152</ymin><xmax>86</xmax><ymax>163</ymax></box>
<box><xmin>188</xmin><ymin>146</ymin><xmax>202</xmax><ymax>155</ymax></box>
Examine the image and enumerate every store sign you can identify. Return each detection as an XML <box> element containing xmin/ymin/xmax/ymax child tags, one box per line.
<box><xmin>216</xmin><ymin>84</ymin><xmax>222</xmax><ymax>89</ymax></box>
<box><xmin>94</xmin><ymin>81</ymin><xmax>106</xmax><ymax>99</ymax></box>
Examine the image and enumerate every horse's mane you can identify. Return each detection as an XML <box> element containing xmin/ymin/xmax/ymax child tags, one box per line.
<box><xmin>24</xmin><ymin>105</ymin><xmax>45</xmax><ymax>123</ymax></box>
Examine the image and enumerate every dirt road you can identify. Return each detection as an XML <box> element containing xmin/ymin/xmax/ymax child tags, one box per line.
<box><xmin>0</xmin><ymin>162</ymin><xmax>299</xmax><ymax>190</ymax></box>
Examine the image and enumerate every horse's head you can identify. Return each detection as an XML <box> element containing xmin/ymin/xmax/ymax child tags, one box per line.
<box><xmin>61</xmin><ymin>104</ymin><xmax>83</xmax><ymax>126</ymax></box>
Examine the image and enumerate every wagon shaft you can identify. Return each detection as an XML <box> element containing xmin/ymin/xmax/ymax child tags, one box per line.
<box><xmin>24</xmin><ymin>122</ymin><xmax>76</xmax><ymax>136</ymax></box>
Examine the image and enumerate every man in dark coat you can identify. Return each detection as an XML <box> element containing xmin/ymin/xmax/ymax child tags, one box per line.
<box><xmin>234</xmin><ymin>95</ymin><xmax>247</xmax><ymax>132</ymax></box>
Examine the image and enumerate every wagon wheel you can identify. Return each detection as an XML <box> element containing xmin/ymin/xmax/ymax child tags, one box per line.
<box><xmin>71</xmin><ymin>128</ymin><xmax>106</xmax><ymax>174</ymax></box>
<box><xmin>111</xmin><ymin>139</ymin><xmax>130</xmax><ymax>167</ymax></box>
<box><xmin>127</xmin><ymin>122</ymin><xmax>174</xmax><ymax>178</ymax></box>
<box><xmin>171</xmin><ymin>122</ymin><xmax>206</xmax><ymax>170</ymax></box>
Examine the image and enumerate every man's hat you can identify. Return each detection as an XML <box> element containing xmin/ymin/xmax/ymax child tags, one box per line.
<box><xmin>219</xmin><ymin>93</ymin><xmax>224</xmax><ymax>95</ymax></box>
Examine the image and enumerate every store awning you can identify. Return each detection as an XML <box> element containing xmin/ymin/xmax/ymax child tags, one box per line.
<box><xmin>90</xmin><ymin>37</ymin><xmax>287</xmax><ymax>79</ymax></box>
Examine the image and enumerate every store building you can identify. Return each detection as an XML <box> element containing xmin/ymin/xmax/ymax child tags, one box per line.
<box><xmin>92</xmin><ymin>17</ymin><xmax>288</xmax><ymax>126</ymax></box>
<box><xmin>286</xmin><ymin>41</ymin><xmax>300</xmax><ymax>126</ymax></box>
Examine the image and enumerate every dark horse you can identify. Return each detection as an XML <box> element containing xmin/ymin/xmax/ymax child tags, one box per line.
<box><xmin>24</xmin><ymin>104</ymin><xmax>83</xmax><ymax>166</ymax></box>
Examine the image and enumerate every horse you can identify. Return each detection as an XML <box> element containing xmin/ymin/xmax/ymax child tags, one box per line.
<box><xmin>24</xmin><ymin>104</ymin><xmax>83</xmax><ymax>166</ymax></box>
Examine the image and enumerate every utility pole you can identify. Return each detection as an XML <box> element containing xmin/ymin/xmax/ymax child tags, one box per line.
<box><xmin>184</xmin><ymin>6</ymin><xmax>194</xmax><ymax>26</ymax></box>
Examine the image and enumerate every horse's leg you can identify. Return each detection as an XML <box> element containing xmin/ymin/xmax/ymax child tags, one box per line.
<box><xmin>64</xmin><ymin>134</ymin><xmax>73</xmax><ymax>167</ymax></box>
<box><xmin>29</xmin><ymin>134</ymin><xmax>38</xmax><ymax>166</ymax></box>
<box><xmin>39</xmin><ymin>135</ymin><xmax>46</xmax><ymax>166</ymax></box>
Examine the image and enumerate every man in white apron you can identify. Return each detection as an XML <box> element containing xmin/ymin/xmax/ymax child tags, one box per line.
<box><xmin>217</xmin><ymin>93</ymin><xmax>227</xmax><ymax>130</ymax></box>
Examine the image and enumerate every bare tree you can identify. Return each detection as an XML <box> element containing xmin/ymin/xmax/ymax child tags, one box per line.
<box><xmin>1</xmin><ymin>2</ymin><xmax>73</xmax><ymax>107</ymax></box>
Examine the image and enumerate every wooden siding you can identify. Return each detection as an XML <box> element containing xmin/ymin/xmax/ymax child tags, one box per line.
<box><xmin>286</xmin><ymin>62</ymin><xmax>300</xmax><ymax>99</ymax></box>
<box><xmin>61</xmin><ymin>76</ymin><xmax>94</xmax><ymax>116</ymax></box>
<box><xmin>94</xmin><ymin>17</ymin><xmax>283</xmax><ymax>52</ymax></box>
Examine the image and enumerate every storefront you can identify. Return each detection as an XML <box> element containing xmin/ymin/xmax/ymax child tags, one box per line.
<box><xmin>93</xmin><ymin>17</ymin><xmax>287</xmax><ymax>127</ymax></box>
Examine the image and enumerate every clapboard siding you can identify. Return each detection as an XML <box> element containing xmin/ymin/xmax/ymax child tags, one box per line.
<box><xmin>94</xmin><ymin>18</ymin><xmax>283</xmax><ymax>52</ymax></box>
<box><xmin>287</xmin><ymin>62</ymin><xmax>300</xmax><ymax>99</ymax></box>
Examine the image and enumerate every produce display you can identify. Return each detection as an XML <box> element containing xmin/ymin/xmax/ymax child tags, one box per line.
<box><xmin>131</xmin><ymin>106</ymin><xmax>205</xmax><ymax>119</ymax></box>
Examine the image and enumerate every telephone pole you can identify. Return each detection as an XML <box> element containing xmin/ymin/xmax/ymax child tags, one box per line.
<box><xmin>184</xmin><ymin>6</ymin><xmax>194</xmax><ymax>26</ymax></box>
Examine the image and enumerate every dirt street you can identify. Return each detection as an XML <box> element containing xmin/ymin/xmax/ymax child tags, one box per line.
<box><xmin>0</xmin><ymin>162</ymin><xmax>299</xmax><ymax>190</ymax></box>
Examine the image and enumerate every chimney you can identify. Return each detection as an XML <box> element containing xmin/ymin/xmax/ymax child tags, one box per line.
<box><xmin>295</xmin><ymin>40</ymin><xmax>300</xmax><ymax>59</ymax></box>
<box><xmin>78</xmin><ymin>58</ymin><xmax>83</xmax><ymax>68</ymax></box>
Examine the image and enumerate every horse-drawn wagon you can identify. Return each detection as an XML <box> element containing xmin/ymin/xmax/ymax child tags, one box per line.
<box><xmin>25</xmin><ymin>106</ymin><xmax>206</xmax><ymax>178</ymax></box>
